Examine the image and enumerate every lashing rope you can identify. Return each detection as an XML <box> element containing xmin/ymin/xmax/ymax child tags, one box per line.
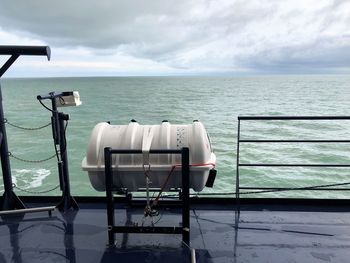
<box><xmin>151</xmin><ymin>162</ymin><xmax>216</xmax><ymax>207</ymax></box>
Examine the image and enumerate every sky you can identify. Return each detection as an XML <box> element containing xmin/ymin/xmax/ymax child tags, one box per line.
<box><xmin>0</xmin><ymin>0</ymin><xmax>349</xmax><ymax>77</ymax></box>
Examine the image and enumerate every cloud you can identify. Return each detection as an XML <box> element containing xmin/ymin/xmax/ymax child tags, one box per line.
<box><xmin>0</xmin><ymin>1</ymin><xmax>190</xmax><ymax>48</ymax></box>
<box><xmin>0</xmin><ymin>0</ymin><xmax>349</xmax><ymax>76</ymax></box>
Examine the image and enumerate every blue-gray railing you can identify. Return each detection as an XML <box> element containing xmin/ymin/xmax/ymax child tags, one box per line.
<box><xmin>236</xmin><ymin>116</ymin><xmax>350</xmax><ymax>206</ymax></box>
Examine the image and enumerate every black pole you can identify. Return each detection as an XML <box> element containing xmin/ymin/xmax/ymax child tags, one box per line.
<box><xmin>0</xmin><ymin>86</ymin><xmax>12</xmax><ymax>194</ymax></box>
<box><xmin>0</xmin><ymin>45</ymin><xmax>50</xmax><ymax>59</ymax></box>
<box><xmin>56</xmin><ymin>112</ymin><xmax>78</xmax><ymax>211</ymax></box>
<box><xmin>236</xmin><ymin>119</ymin><xmax>241</xmax><ymax>212</ymax></box>
<box><xmin>0</xmin><ymin>85</ymin><xmax>25</xmax><ymax>210</ymax></box>
<box><xmin>181</xmin><ymin>147</ymin><xmax>190</xmax><ymax>245</ymax></box>
<box><xmin>105</xmin><ymin>147</ymin><xmax>115</xmax><ymax>245</ymax></box>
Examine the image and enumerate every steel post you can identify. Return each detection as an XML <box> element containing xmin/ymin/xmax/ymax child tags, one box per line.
<box><xmin>105</xmin><ymin>147</ymin><xmax>115</xmax><ymax>245</ymax></box>
<box><xmin>0</xmin><ymin>85</ymin><xmax>25</xmax><ymax>210</ymax></box>
<box><xmin>56</xmin><ymin>112</ymin><xmax>78</xmax><ymax>211</ymax></box>
<box><xmin>182</xmin><ymin>147</ymin><xmax>190</xmax><ymax>245</ymax></box>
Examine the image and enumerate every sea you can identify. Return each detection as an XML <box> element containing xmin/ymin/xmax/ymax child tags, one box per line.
<box><xmin>0</xmin><ymin>75</ymin><xmax>350</xmax><ymax>198</ymax></box>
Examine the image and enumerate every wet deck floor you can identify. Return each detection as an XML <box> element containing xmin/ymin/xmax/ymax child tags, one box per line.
<box><xmin>1</xmin><ymin>201</ymin><xmax>350</xmax><ymax>262</ymax></box>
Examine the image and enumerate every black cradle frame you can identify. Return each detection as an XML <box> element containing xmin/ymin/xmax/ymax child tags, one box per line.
<box><xmin>104</xmin><ymin>147</ymin><xmax>190</xmax><ymax>246</ymax></box>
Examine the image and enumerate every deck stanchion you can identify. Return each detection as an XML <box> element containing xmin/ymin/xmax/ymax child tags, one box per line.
<box><xmin>0</xmin><ymin>45</ymin><xmax>50</xmax><ymax>211</ymax></box>
<box><xmin>104</xmin><ymin>147</ymin><xmax>115</xmax><ymax>245</ymax></box>
<box><xmin>56</xmin><ymin>112</ymin><xmax>79</xmax><ymax>211</ymax></box>
<box><xmin>182</xmin><ymin>147</ymin><xmax>190</xmax><ymax>245</ymax></box>
<box><xmin>236</xmin><ymin>118</ymin><xmax>241</xmax><ymax>212</ymax></box>
<box><xmin>0</xmin><ymin>86</ymin><xmax>25</xmax><ymax>210</ymax></box>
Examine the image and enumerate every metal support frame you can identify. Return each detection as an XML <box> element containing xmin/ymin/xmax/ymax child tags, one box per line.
<box><xmin>104</xmin><ymin>147</ymin><xmax>190</xmax><ymax>246</ymax></box>
<box><xmin>37</xmin><ymin>92</ymin><xmax>79</xmax><ymax>212</ymax></box>
<box><xmin>0</xmin><ymin>45</ymin><xmax>50</xmax><ymax>211</ymax></box>
<box><xmin>0</xmin><ymin>46</ymin><xmax>50</xmax><ymax>78</ymax></box>
<box><xmin>236</xmin><ymin>115</ymin><xmax>350</xmax><ymax>211</ymax></box>
<box><xmin>0</xmin><ymin>206</ymin><xmax>55</xmax><ymax>216</ymax></box>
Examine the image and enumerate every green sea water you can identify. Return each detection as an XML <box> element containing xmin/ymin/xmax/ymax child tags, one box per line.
<box><xmin>0</xmin><ymin>75</ymin><xmax>350</xmax><ymax>198</ymax></box>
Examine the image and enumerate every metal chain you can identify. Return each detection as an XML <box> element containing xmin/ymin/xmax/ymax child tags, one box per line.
<box><xmin>13</xmin><ymin>183</ymin><xmax>60</xmax><ymax>194</ymax></box>
<box><xmin>4</xmin><ymin>119</ymin><xmax>51</xmax><ymax>131</ymax></box>
<box><xmin>9</xmin><ymin>152</ymin><xmax>57</xmax><ymax>163</ymax></box>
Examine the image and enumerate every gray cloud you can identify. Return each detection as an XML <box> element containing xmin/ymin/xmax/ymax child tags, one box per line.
<box><xmin>0</xmin><ymin>1</ymin><xmax>191</xmax><ymax>48</ymax></box>
<box><xmin>237</xmin><ymin>37</ymin><xmax>350</xmax><ymax>73</ymax></box>
<box><xmin>0</xmin><ymin>0</ymin><xmax>349</xmax><ymax>74</ymax></box>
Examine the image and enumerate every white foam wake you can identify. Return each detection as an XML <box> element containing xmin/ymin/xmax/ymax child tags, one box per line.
<box><xmin>12</xmin><ymin>168</ymin><xmax>51</xmax><ymax>189</ymax></box>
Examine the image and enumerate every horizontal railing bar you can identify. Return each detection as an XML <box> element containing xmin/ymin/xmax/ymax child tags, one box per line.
<box><xmin>239</xmin><ymin>139</ymin><xmax>350</xmax><ymax>143</ymax></box>
<box><xmin>108</xmin><ymin>149</ymin><xmax>182</xmax><ymax>154</ymax></box>
<box><xmin>239</xmin><ymin>164</ymin><xmax>350</xmax><ymax>167</ymax></box>
<box><xmin>236</xmin><ymin>116</ymin><xmax>350</xmax><ymax>201</ymax></box>
<box><xmin>239</xmin><ymin>187</ymin><xmax>350</xmax><ymax>191</ymax></box>
<box><xmin>0</xmin><ymin>206</ymin><xmax>56</xmax><ymax>215</ymax></box>
<box><xmin>238</xmin><ymin>116</ymin><xmax>350</xmax><ymax>120</ymax></box>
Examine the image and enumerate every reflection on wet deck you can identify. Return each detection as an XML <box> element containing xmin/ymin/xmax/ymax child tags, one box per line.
<box><xmin>1</xmin><ymin>200</ymin><xmax>350</xmax><ymax>262</ymax></box>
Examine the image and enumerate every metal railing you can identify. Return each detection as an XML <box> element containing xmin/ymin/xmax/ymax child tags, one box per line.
<box><xmin>236</xmin><ymin>116</ymin><xmax>350</xmax><ymax>207</ymax></box>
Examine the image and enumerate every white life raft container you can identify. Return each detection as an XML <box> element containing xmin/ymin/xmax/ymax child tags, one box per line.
<box><xmin>81</xmin><ymin>120</ymin><xmax>216</xmax><ymax>192</ymax></box>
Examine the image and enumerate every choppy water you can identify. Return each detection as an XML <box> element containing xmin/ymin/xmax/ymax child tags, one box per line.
<box><xmin>0</xmin><ymin>75</ymin><xmax>350</xmax><ymax>198</ymax></box>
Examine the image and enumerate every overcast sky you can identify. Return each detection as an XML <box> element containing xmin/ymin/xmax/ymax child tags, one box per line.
<box><xmin>0</xmin><ymin>0</ymin><xmax>349</xmax><ymax>77</ymax></box>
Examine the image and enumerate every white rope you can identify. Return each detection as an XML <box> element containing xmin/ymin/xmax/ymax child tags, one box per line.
<box><xmin>142</xmin><ymin>125</ymin><xmax>155</xmax><ymax>166</ymax></box>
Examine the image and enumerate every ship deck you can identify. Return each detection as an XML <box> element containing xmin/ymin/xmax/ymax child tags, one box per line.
<box><xmin>0</xmin><ymin>197</ymin><xmax>350</xmax><ymax>263</ymax></box>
